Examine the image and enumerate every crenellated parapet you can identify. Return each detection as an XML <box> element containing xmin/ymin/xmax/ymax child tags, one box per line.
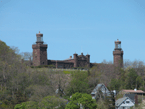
<box><xmin>73</xmin><ymin>53</ymin><xmax>90</xmax><ymax>68</ymax></box>
<box><xmin>32</xmin><ymin>32</ymin><xmax>124</xmax><ymax>69</ymax></box>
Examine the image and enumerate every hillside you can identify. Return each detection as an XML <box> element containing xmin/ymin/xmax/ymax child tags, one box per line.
<box><xmin>0</xmin><ymin>40</ymin><xmax>145</xmax><ymax>108</ymax></box>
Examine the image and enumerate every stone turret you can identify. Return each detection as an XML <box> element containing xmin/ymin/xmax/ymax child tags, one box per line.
<box><xmin>73</xmin><ymin>53</ymin><xmax>78</xmax><ymax>67</ymax></box>
<box><xmin>113</xmin><ymin>39</ymin><xmax>123</xmax><ymax>68</ymax></box>
<box><xmin>86</xmin><ymin>53</ymin><xmax>90</xmax><ymax>68</ymax></box>
<box><xmin>32</xmin><ymin>31</ymin><xmax>48</xmax><ymax>66</ymax></box>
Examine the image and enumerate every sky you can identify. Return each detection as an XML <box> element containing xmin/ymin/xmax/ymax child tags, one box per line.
<box><xmin>0</xmin><ymin>0</ymin><xmax>145</xmax><ymax>63</ymax></box>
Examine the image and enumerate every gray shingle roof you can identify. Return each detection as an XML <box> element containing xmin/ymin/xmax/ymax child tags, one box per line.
<box><xmin>91</xmin><ymin>83</ymin><xmax>110</xmax><ymax>96</ymax></box>
<box><xmin>123</xmin><ymin>94</ymin><xmax>135</xmax><ymax>103</ymax></box>
<box><xmin>116</xmin><ymin>97</ymin><xmax>127</xmax><ymax>106</ymax></box>
<box><xmin>115</xmin><ymin>97</ymin><xmax>134</xmax><ymax>107</ymax></box>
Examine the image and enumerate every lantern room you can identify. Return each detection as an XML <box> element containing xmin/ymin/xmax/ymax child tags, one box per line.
<box><xmin>36</xmin><ymin>31</ymin><xmax>43</xmax><ymax>43</ymax></box>
<box><xmin>115</xmin><ymin>39</ymin><xmax>121</xmax><ymax>50</ymax></box>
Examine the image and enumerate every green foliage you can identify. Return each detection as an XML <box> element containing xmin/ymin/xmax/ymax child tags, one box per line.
<box><xmin>96</xmin><ymin>99</ymin><xmax>109</xmax><ymax>109</ymax></box>
<box><xmin>115</xmin><ymin>93</ymin><xmax>124</xmax><ymax>100</ymax></box>
<box><xmin>66</xmin><ymin>71</ymin><xmax>89</xmax><ymax>95</ymax></box>
<box><xmin>65</xmin><ymin>92</ymin><xmax>97</xmax><ymax>109</ymax></box>
<box><xmin>14</xmin><ymin>101</ymin><xmax>39</xmax><ymax>109</ymax></box>
<box><xmin>109</xmin><ymin>79</ymin><xmax>121</xmax><ymax>91</ymax></box>
<box><xmin>14</xmin><ymin>102</ymin><xmax>26</xmax><ymax>109</ymax></box>
<box><xmin>31</xmin><ymin>64</ymin><xmax>56</xmax><ymax>68</ymax></box>
<box><xmin>125</xmin><ymin>68</ymin><xmax>138</xmax><ymax>89</ymax></box>
<box><xmin>39</xmin><ymin>96</ymin><xmax>67</xmax><ymax>109</ymax></box>
<box><xmin>76</xmin><ymin>67</ymin><xmax>84</xmax><ymax>69</ymax></box>
<box><xmin>2</xmin><ymin>40</ymin><xmax>145</xmax><ymax>108</ymax></box>
<box><xmin>0</xmin><ymin>102</ymin><xmax>9</xmax><ymax>108</ymax></box>
<box><xmin>71</xmin><ymin>67</ymin><xmax>84</xmax><ymax>69</ymax></box>
<box><xmin>109</xmin><ymin>68</ymin><xmax>144</xmax><ymax>92</ymax></box>
<box><xmin>25</xmin><ymin>101</ymin><xmax>38</xmax><ymax>109</ymax></box>
<box><xmin>63</xmin><ymin>70</ymin><xmax>71</xmax><ymax>74</ymax></box>
<box><xmin>136</xmin><ymin>76</ymin><xmax>143</xmax><ymax>89</ymax></box>
<box><xmin>14</xmin><ymin>96</ymin><xmax>67</xmax><ymax>109</ymax></box>
<box><xmin>47</xmin><ymin>64</ymin><xmax>56</xmax><ymax>68</ymax></box>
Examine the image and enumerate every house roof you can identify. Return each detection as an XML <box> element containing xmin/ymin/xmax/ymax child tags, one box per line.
<box><xmin>122</xmin><ymin>90</ymin><xmax>145</xmax><ymax>93</ymax></box>
<box><xmin>123</xmin><ymin>94</ymin><xmax>135</xmax><ymax>103</ymax></box>
<box><xmin>115</xmin><ymin>97</ymin><xmax>134</xmax><ymax>107</ymax></box>
<box><xmin>91</xmin><ymin>84</ymin><xmax>102</xmax><ymax>94</ymax></box>
<box><xmin>116</xmin><ymin>97</ymin><xmax>127</xmax><ymax>107</ymax></box>
<box><xmin>91</xmin><ymin>83</ymin><xmax>110</xmax><ymax>96</ymax></box>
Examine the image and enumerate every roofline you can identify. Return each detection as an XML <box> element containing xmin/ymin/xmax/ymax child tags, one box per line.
<box><xmin>117</xmin><ymin>97</ymin><xmax>134</xmax><ymax>107</ymax></box>
<box><xmin>121</xmin><ymin>89</ymin><xmax>145</xmax><ymax>93</ymax></box>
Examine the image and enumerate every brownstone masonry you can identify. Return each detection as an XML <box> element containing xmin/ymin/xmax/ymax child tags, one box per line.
<box><xmin>32</xmin><ymin>32</ymin><xmax>124</xmax><ymax>68</ymax></box>
<box><xmin>32</xmin><ymin>31</ymin><xmax>47</xmax><ymax>66</ymax></box>
<box><xmin>113</xmin><ymin>39</ymin><xmax>123</xmax><ymax>68</ymax></box>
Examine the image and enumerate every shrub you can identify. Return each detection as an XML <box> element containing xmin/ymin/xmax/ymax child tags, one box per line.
<box><xmin>65</xmin><ymin>92</ymin><xmax>97</xmax><ymax>109</ymax></box>
<box><xmin>63</xmin><ymin>71</ymin><xmax>71</xmax><ymax>74</ymax></box>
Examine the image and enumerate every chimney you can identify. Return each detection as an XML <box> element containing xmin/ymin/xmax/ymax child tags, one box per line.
<box><xmin>135</xmin><ymin>94</ymin><xmax>138</xmax><ymax>105</ymax></box>
<box><xmin>70</xmin><ymin>56</ymin><xmax>72</xmax><ymax>59</ymax></box>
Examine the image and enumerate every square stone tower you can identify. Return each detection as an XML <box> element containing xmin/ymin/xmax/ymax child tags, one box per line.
<box><xmin>73</xmin><ymin>53</ymin><xmax>78</xmax><ymax>68</ymax></box>
<box><xmin>113</xmin><ymin>39</ymin><xmax>123</xmax><ymax>68</ymax></box>
<box><xmin>73</xmin><ymin>53</ymin><xmax>90</xmax><ymax>68</ymax></box>
<box><xmin>32</xmin><ymin>31</ymin><xmax>47</xmax><ymax>66</ymax></box>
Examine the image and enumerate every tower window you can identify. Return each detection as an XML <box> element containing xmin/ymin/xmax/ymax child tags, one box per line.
<box><xmin>115</xmin><ymin>44</ymin><xmax>121</xmax><ymax>49</ymax></box>
<box><xmin>37</xmin><ymin>37</ymin><xmax>43</xmax><ymax>42</ymax></box>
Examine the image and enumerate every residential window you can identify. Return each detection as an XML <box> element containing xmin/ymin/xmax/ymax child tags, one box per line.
<box><xmin>126</xmin><ymin>101</ymin><xmax>130</xmax><ymax>103</ymax></box>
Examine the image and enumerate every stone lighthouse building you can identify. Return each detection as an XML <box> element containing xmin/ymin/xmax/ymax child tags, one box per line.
<box><xmin>32</xmin><ymin>32</ymin><xmax>124</xmax><ymax>68</ymax></box>
<box><xmin>32</xmin><ymin>31</ymin><xmax>47</xmax><ymax>66</ymax></box>
<box><xmin>32</xmin><ymin>32</ymin><xmax>90</xmax><ymax>68</ymax></box>
<box><xmin>113</xmin><ymin>39</ymin><xmax>124</xmax><ymax>68</ymax></box>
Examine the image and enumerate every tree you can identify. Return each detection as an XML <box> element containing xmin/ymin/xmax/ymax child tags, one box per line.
<box><xmin>39</xmin><ymin>96</ymin><xmax>67</xmax><ymax>109</ymax></box>
<box><xmin>96</xmin><ymin>99</ymin><xmax>109</xmax><ymax>109</ymax></box>
<box><xmin>125</xmin><ymin>68</ymin><xmax>138</xmax><ymax>89</ymax></box>
<box><xmin>0</xmin><ymin>41</ymin><xmax>29</xmax><ymax>108</ymax></box>
<box><xmin>14</xmin><ymin>96</ymin><xmax>67</xmax><ymax>109</ymax></box>
<box><xmin>66</xmin><ymin>71</ymin><xmax>89</xmax><ymax>95</ymax></box>
<box><xmin>14</xmin><ymin>101</ymin><xmax>38</xmax><ymax>109</ymax></box>
<box><xmin>65</xmin><ymin>92</ymin><xmax>97</xmax><ymax>109</ymax></box>
<box><xmin>20</xmin><ymin>52</ymin><xmax>33</xmax><ymax>66</ymax></box>
<box><xmin>136</xmin><ymin>76</ymin><xmax>143</xmax><ymax>89</ymax></box>
<box><xmin>109</xmin><ymin>79</ymin><xmax>121</xmax><ymax>91</ymax></box>
<box><xmin>88</xmin><ymin>67</ymin><xmax>101</xmax><ymax>92</ymax></box>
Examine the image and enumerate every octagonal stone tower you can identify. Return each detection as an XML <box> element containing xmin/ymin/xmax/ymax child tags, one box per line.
<box><xmin>113</xmin><ymin>39</ymin><xmax>123</xmax><ymax>68</ymax></box>
<box><xmin>32</xmin><ymin>31</ymin><xmax>47</xmax><ymax>66</ymax></box>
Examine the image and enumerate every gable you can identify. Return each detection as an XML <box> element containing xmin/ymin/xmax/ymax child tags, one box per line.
<box><xmin>91</xmin><ymin>83</ymin><xmax>110</xmax><ymax>95</ymax></box>
<box><xmin>124</xmin><ymin>94</ymin><xmax>135</xmax><ymax>103</ymax></box>
<box><xmin>119</xmin><ymin>98</ymin><xmax>134</xmax><ymax>107</ymax></box>
<box><xmin>100</xmin><ymin>85</ymin><xmax>109</xmax><ymax>92</ymax></box>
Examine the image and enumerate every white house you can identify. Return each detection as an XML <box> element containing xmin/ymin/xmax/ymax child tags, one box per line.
<box><xmin>115</xmin><ymin>97</ymin><xmax>135</xmax><ymax>109</ymax></box>
<box><xmin>91</xmin><ymin>83</ymin><xmax>111</xmax><ymax>99</ymax></box>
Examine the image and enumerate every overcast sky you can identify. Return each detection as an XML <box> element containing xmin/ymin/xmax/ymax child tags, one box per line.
<box><xmin>0</xmin><ymin>0</ymin><xmax>145</xmax><ymax>63</ymax></box>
